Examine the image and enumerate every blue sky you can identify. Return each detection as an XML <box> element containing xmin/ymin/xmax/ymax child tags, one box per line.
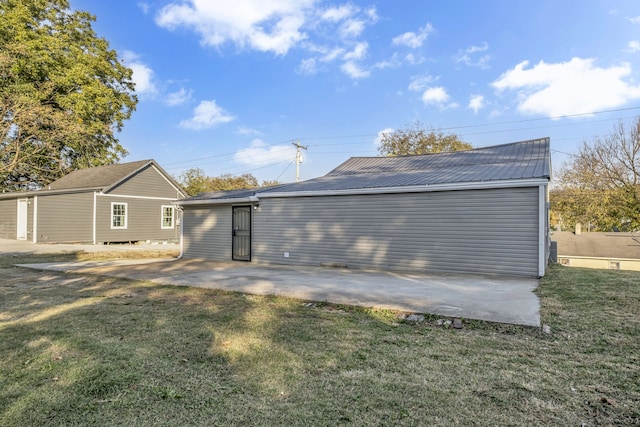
<box><xmin>69</xmin><ymin>0</ymin><xmax>640</xmax><ymax>184</ymax></box>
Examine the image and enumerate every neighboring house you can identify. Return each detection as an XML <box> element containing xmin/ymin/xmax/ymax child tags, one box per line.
<box><xmin>0</xmin><ymin>160</ymin><xmax>187</xmax><ymax>244</ymax></box>
<box><xmin>553</xmin><ymin>231</ymin><xmax>640</xmax><ymax>271</ymax></box>
<box><xmin>177</xmin><ymin>138</ymin><xmax>552</xmax><ymax>277</ymax></box>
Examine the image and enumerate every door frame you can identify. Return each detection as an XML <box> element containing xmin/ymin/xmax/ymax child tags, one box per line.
<box><xmin>17</xmin><ymin>198</ymin><xmax>28</xmax><ymax>240</ymax></box>
<box><xmin>231</xmin><ymin>205</ymin><xmax>251</xmax><ymax>261</ymax></box>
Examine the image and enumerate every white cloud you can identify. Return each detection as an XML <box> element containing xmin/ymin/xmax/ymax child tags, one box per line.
<box><xmin>236</xmin><ymin>126</ymin><xmax>262</xmax><ymax>136</ymax></box>
<box><xmin>628</xmin><ymin>15</ymin><xmax>640</xmax><ymax>23</ymax></box>
<box><xmin>492</xmin><ymin>57</ymin><xmax>640</xmax><ymax>117</ymax></box>
<box><xmin>122</xmin><ymin>51</ymin><xmax>158</xmax><ymax>96</ymax></box>
<box><xmin>408</xmin><ymin>74</ymin><xmax>437</xmax><ymax>92</ymax></box>
<box><xmin>341</xmin><ymin>61</ymin><xmax>370</xmax><ymax>79</ymax></box>
<box><xmin>375</xmin><ymin>127</ymin><xmax>394</xmax><ymax>148</ymax></box>
<box><xmin>234</xmin><ymin>139</ymin><xmax>296</xmax><ymax>166</ymax></box>
<box><xmin>180</xmin><ymin>100</ymin><xmax>235</xmax><ymax>130</ymax></box>
<box><xmin>321</xmin><ymin>4</ymin><xmax>356</xmax><ymax>22</ymax></box>
<box><xmin>339</xmin><ymin>42</ymin><xmax>369</xmax><ymax>78</ymax></box>
<box><xmin>404</xmin><ymin>53</ymin><xmax>425</xmax><ymax>65</ymax></box>
<box><xmin>365</xmin><ymin>7</ymin><xmax>378</xmax><ymax>22</ymax></box>
<box><xmin>156</xmin><ymin>1</ymin><xmax>378</xmax><ymax>79</ymax></box>
<box><xmin>392</xmin><ymin>23</ymin><xmax>434</xmax><ymax>48</ymax></box>
<box><xmin>374</xmin><ymin>53</ymin><xmax>401</xmax><ymax>70</ymax></box>
<box><xmin>321</xmin><ymin>47</ymin><xmax>345</xmax><ymax>62</ymax></box>
<box><xmin>340</xmin><ymin>19</ymin><xmax>365</xmax><ymax>38</ymax></box>
<box><xmin>627</xmin><ymin>40</ymin><xmax>640</xmax><ymax>52</ymax></box>
<box><xmin>455</xmin><ymin>42</ymin><xmax>490</xmax><ymax>68</ymax></box>
<box><xmin>343</xmin><ymin>42</ymin><xmax>368</xmax><ymax>61</ymax></box>
<box><xmin>165</xmin><ymin>88</ymin><xmax>192</xmax><ymax>106</ymax></box>
<box><xmin>156</xmin><ymin>0</ymin><xmax>314</xmax><ymax>55</ymax></box>
<box><xmin>296</xmin><ymin>57</ymin><xmax>318</xmax><ymax>75</ymax></box>
<box><xmin>468</xmin><ymin>95</ymin><xmax>485</xmax><ymax>113</ymax></box>
<box><xmin>421</xmin><ymin>87</ymin><xmax>449</xmax><ymax>105</ymax></box>
<box><xmin>138</xmin><ymin>2</ymin><xmax>150</xmax><ymax>14</ymax></box>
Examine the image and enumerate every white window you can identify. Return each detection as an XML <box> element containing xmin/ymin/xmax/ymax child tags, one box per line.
<box><xmin>161</xmin><ymin>205</ymin><xmax>174</xmax><ymax>229</ymax></box>
<box><xmin>111</xmin><ymin>202</ymin><xmax>127</xmax><ymax>229</ymax></box>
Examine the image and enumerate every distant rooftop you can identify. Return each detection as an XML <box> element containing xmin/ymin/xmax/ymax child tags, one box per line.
<box><xmin>553</xmin><ymin>231</ymin><xmax>640</xmax><ymax>259</ymax></box>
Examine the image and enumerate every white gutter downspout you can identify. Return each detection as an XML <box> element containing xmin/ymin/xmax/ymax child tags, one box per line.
<box><xmin>178</xmin><ymin>206</ymin><xmax>184</xmax><ymax>259</ymax></box>
<box><xmin>538</xmin><ymin>184</ymin><xmax>547</xmax><ymax>277</ymax></box>
<box><xmin>32</xmin><ymin>196</ymin><xmax>38</xmax><ymax>243</ymax></box>
<box><xmin>92</xmin><ymin>191</ymin><xmax>98</xmax><ymax>244</ymax></box>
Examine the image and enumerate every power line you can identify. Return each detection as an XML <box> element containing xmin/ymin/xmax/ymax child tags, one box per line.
<box><xmin>275</xmin><ymin>160</ymin><xmax>295</xmax><ymax>181</ymax></box>
<box><xmin>295</xmin><ymin>106</ymin><xmax>640</xmax><ymax>142</ymax></box>
<box><xmin>162</xmin><ymin>106</ymin><xmax>639</xmax><ymax>173</ymax></box>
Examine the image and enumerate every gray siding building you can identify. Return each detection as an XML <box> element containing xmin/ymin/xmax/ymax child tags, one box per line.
<box><xmin>0</xmin><ymin>160</ymin><xmax>186</xmax><ymax>244</ymax></box>
<box><xmin>178</xmin><ymin>138</ymin><xmax>552</xmax><ymax>277</ymax></box>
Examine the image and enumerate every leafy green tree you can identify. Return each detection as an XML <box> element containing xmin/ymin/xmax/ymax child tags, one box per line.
<box><xmin>260</xmin><ymin>179</ymin><xmax>282</xmax><ymax>188</ymax></box>
<box><xmin>378</xmin><ymin>121</ymin><xmax>472</xmax><ymax>156</ymax></box>
<box><xmin>208</xmin><ymin>173</ymin><xmax>259</xmax><ymax>192</ymax></box>
<box><xmin>177</xmin><ymin>167</ymin><xmax>211</xmax><ymax>196</ymax></box>
<box><xmin>0</xmin><ymin>0</ymin><xmax>137</xmax><ymax>191</ymax></box>
<box><xmin>177</xmin><ymin>168</ymin><xmax>280</xmax><ymax>196</ymax></box>
<box><xmin>551</xmin><ymin>117</ymin><xmax>640</xmax><ymax>231</ymax></box>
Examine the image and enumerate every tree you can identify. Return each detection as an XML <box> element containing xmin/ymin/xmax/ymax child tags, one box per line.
<box><xmin>0</xmin><ymin>0</ymin><xmax>137</xmax><ymax>191</ymax></box>
<box><xmin>551</xmin><ymin>117</ymin><xmax>640</xmax><ymax>231</ymax></box>
<box><xmin>177</xmin><ymin>168</ymin><xmax>280</xmax><ymax>196</ymax></box>
<box><xmin>260</xmin><ymin>180</ymin><xmax>282</xmax><ymax>188</ymax></box>
<box><xmin>377</xmin><ymin>121</ymin><xmax>472</xmax><ymax>156</ymax></box>
<box><xmin>177</xmin><ymin>168</ymin><xmax>211</xmax><ymax>196</ymax></box>
<box><xmin>208</xmin><ymin>174</ymin><xmax>259</xmax><ymax>192</ymax></box>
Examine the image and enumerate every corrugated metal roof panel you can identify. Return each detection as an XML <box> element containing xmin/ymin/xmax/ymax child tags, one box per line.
<box><xmin>181</xmin><ymin>138</ymin><xmax>551</xmax><ymax>202</ymax></box>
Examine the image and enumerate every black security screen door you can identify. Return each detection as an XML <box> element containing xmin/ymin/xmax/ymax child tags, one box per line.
<box><xmin>232</xmin><ymin>206</ymin><xmax>251</xmax><ymax>261</ymax></box>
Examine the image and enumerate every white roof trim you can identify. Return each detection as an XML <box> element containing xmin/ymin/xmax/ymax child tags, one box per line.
<box><xmin>176</xmin><ymin>197</ymin><xmax>256</xmax><ymax>206</ymax></box>
<box><xmin>176</xmin><ymin>178</ymin><xmax>549</xmax><ymax>206</ymax></box>
<box><xmin>259</xmin><ymin>178</ymin><xmax>549</xmax><ymax>199</ymax></box>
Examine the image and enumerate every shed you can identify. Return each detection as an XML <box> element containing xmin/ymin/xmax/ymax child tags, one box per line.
<box><xmin>177</xmin><ymin>138</ymin><xmax>552</xmax><ymax>277</ymax></box>
<box><xmin>0</xmin><ymin>160</ymin><xmax>187</xmax><ymax>244</ymax></box>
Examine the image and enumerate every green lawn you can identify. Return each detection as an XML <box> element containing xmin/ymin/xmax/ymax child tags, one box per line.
<box><xmin>1</xmin><ymin>252</ymin><xmax>638</xmax><ymax>426</ymax></box>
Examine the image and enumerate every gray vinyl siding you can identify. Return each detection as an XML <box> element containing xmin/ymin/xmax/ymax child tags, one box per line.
<box><xmin>109</xmin><ymin>165</ymin><xmax>183</xmax><ymax>198</ymax></box>
<box><xmin>36</xmin><ymin>193</ymin><xmax>93</xmax><ymax>243</ymax></box>
<box><xmin>182</xmin><ymin>205</ymin><xmax>233</xmax><ymax>260</ymax></box>
<box><xmin>252</xmin><ymin>187</ymin><xmax>540</xmax><ymax>276</ymax></box>
<box><xmin>0</xmin><ymin>199</ymin><xmax>18</xmax><ymax>239</ymax></box>
<box><xmin>95</xmin><ymin>196</ymin><xmax>179</xmax><ymax>243</ymax></box>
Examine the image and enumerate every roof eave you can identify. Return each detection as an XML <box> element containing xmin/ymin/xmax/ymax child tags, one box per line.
<box><xmin>0</xmin><ymin>187</ymin><xmax>103</xmax><ymax>199</ymax></box>
<box><xmin>176</xmin><ymin>195</ymin><xmax>259</xmax><ymax>206</ymax></box>
<box><xmin>259</xmin><ymin>178</ymin><xmax>549</xmax><ymax>199</ymax></box>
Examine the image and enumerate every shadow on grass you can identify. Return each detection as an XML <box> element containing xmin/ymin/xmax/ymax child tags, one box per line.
<box><xmin>1</xmin><ymin>257</ymin><xmax>639</xmax><ymax>426</ymax></box>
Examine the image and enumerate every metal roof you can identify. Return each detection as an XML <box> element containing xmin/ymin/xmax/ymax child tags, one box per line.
<box><xmin>178</xmin><ymin>138</ymin><xmax>550</xmax><ymax>204</ymax></box>
<box><xmin>263</xmin><ymin>137</ymin><xmax>550</xmax><ymax>193</ymax></box>
<box><xmin>185</xmin><ymin>188</ymin><xmax>264</xmax><ymax>201</ymax></box>
<box><xmin>179</xmin><ymin>138</ymin><xmax>551</xmax><ymax>204</ymax></box>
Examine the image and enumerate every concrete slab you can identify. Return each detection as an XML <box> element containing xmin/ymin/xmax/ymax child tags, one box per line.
<box><xmin>17</xmin><ymin>258</ymin><xmax>541</xmax><ymax>327</ymax></box>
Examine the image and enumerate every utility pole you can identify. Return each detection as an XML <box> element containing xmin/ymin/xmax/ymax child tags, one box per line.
<box><xmin>292</xmin><ymin>141</ymin><xmax>308</xmax><ymax>182</ymax></box>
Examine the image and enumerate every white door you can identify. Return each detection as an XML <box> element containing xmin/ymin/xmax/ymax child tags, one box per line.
<box><xmin>17</xmin><ymin>199</ymin><xmax>28</xmax><ymax>240</ymax></box>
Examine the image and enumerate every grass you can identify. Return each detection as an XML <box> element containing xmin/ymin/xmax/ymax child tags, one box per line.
<box><xmin>0</xmin><ymin>251</ymin><xmax>639</xmax><ymax>426</ymax></box>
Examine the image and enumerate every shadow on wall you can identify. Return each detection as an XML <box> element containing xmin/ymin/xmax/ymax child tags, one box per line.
<box><xmin>182</xmin><ymin>188</ymin><xmax>540</xmax><ymax>276</ymax></box>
